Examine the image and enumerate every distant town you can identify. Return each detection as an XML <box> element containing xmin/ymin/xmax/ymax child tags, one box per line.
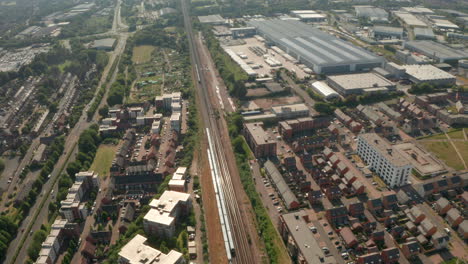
<box><xmin>0</xmin><ymin>0</ymin><xmax>467</xmax><ymax>264</ymax></box>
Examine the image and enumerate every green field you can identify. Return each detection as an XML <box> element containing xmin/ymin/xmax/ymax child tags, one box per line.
<box><xmin>446</xmin><ymin>129</ymin><xmax>467</xmax><ymax>140</ymax></box>
<box><xmin>89</xmin><ymin>144</ymin><xmax>117</xmax><ymax>178</ymax></box>
<box><xmin>132</xmin><ymin>45</ymin><xmax>155</xmax><ymax>64</ymax></box>
<box><xmin>419</xmin><ymin>141</ymin><xmax>465</xmax><ymax>170</ymax></box>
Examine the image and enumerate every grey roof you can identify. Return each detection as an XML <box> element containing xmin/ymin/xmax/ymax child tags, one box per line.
<box><xmin>355</xmin><ymin>6</ymin><xmax>389</xmax><ymax>21</ymax></box>
<box><xmin>404</xmin><ymin>40</ymin><xmax>468</xmax><ymax>61</ymax></box>
<box><xmin>373</xmin><ymin>26</ymin><xmax>403</xmax><ymax>35</ymax></box>
<box><xmin>91</xmin><ymin>38</ymin><xmax>116</xmax><ymax>49</ymax></box>
<box><xmin>198</xmin><ymin>14</ymin><xmax>225</xmax><ymax>24</ymax></box>
<box><xmin>413</xmin><ymin>27</ymin><xmax>435</xmax><ymax>38</ymax></box>
<box><xmin>281</xmin><ymin>211</ymin><xmax>325</xmax><ymax>263</ymax></box>
<box><xmin>247</xmin><ymin>19</ymin><xmax>383</xmax><ymax>68</ymax></box>
<box><xmin>264</xmin><ymin>160</ymin><xmax>298</xmax><ymax>209</ymax></box>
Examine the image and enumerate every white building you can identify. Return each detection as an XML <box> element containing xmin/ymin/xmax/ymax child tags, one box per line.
<box><xmin>357</xmin><ymin>133</ymin><xmax>413</xmax><ymax>188</ymax></box>
<box><xmin>271</xmin><ymin>103</ymin><xmax>309</xmax><ymax>120</ymax></box>
<box><xmin>118</xmin><ymin>234</ymin><xmax>185</xmax><ymax>264</ymax></box>
<box><xmin>311</xmin><ymin>81</ymin><xmax>340</xmax><ymax>100</ymax></box>
<box><xmin>151</xmin><ymin>120</ymin><xmax>161</xmax><ymax>134</ymax></box>
<box><xmin>143</xmin><ymin>191</ymin><xmax>191</xmax><ymax>237</ymax></box>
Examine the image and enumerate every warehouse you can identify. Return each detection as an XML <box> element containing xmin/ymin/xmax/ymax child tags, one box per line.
<box><xmin>402</xmin><ymin>64</ymin><xmax>456</xmax><ymax>86</ymax></box>
<box><xmin>404</xmin><ymin>40</ymin><xmax>468</xmax><ymax>63</ymax></box>
<box><xmin>290</xmin><ymin>10</ymin><xmax>326</xmax><ymax>22</ymax></box>
<box><xmin>311</xmin><ymin>81</ymin><xmax>340</xmax><ymax>100</ymax></box>
<box><xmin>371</xmin><ymin>26</ymin><xmax>404</xmax><ymax>39</ymax></box>
<box><xmin>413</xmin><ymin>28</ymin><xmax>436</xmax><ymax>40</ymax></box>
<box><xmin>393</xmin><ymin>11</ymin><xmax>427</xmax><ymax>27</ymax></box>
<box><xmin>327</xmin><ymin>73</ymin><xmax>396</xmax><ymax>95</ymax></box>
<box><xmin>247</xmin><ymin>19</ymin><xmax>384</xmax><ymax>74</ymax></box>
<box><xmin>432</xmin><ymin>19</ymin><xmax>459</xmax><ymax>30</ymax></box>
<box><xmin>355</xmin><ymin>6</ymin><xmax>389</xmax><ymax>22</ymax></box>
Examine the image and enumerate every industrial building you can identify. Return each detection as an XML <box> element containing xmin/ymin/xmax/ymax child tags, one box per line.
<box><xmin>290</xmin><ymin>10</ymin><xmax>327</xmax><ymax>22</ymax></box>
<box><xmin>355</xmin><ymin>6</ymin><xmax>389</xmax><ymax>22</ymax></box>
<box><xmin>413</xmin><ymin>28</ymin><xmax>436</xmax><ymax>40</ymax></box>
<box><xmin>393</xmin><ymin>11</ymin><xmax>427</xmax><ymax>27</ymax></box>
<box><xmin>326</xmin><ymin>73</ymin><xmax>396</xmax><ymax>95</ymax></box>
<box><xmin>231</xmin><ymin>27</ymin><xmax>256</xmax><ymax>38</ymax></box>
<box><xmin>311</xmin><ymin>81</ymin><xmax>340</xmax><ymax>100</ymax></box>
<box><xmin>401</xmin><ymin>64</ymin><xmax>456</xmax><ymax>86</ymax></box>
<box><xmin>401</xmin><ymin>7</ymin><xmax>434</xmax><ymax>14</ymax></box>
<box><xmin>370</xmin><ymin>26</ymin><xmax>404</xmax><ymax>39</ymax></box>
<box><xmin>431</xmin><ymin>19</ymin><xmax>459</xmax><ymax>30</ymax></box>
<box><xmin>357</xmin><ymin>133</ymin><xmax>413</xmax><ymax>188</ymax></box>
<box><xmin>247</xmin><ymin>19</ymin><xmax>384</xmax><ymax>74</ymax></box>
<box><xmin>404</xmin><ymin>40</ymin><xmax>468</xmax><ymax>63</ymax></box>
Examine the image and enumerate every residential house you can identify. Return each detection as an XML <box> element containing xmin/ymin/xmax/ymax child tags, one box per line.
<box><xmin>326</xmin><ymin>206</ymin><xmax>348</xmax><ymax>226</ymax></box>
<box><xmin>446</xmin><ymin>208</ymin><xmax>463</xmax><ymax>227</ymax></box>
<box><xmin>381</xmin><ymin>247</ymin><xmax>400</xmax><ymax>264</ymax></box>
<box><xmin>401</xmin><ymin>241</ymin><xmax>421</xmax><ymax>259</ymax></box>
<box><xmin>434</xmin><ymin>197</ymin><xmax>452</xmax><ymax>215</ymax></box>
<box><xmin>431</xmin><ymin>232</ymin><xmax>449</xmax><ymax>250</ymax></box>
<box><xmin>457</xmin><ymin>220</ymin><xmax>468</xmax><ymax>239</ymax></box>
<box><xmin>357</xmin><ymin>252</ymin><xmax>382</xmax><ymax>264</ymax></box>
<box><xmin>340</xmin><ymin>227</ymin><xmax>358</xmax><ymax>248</ymax></box>
<box><xmin>348</xmin><ymin>202</ymin><xmax>365</xmax><ymax>218</ymax></box>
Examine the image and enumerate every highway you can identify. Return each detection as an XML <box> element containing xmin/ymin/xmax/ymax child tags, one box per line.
<box><xmin>181</xmin><ymin>0</ymin><xmax>259</xmax><ymax>263</ymax></box>
<box><xmin>2</xmin><ymin>1</ymin><xmax>128</xmax><ymax>263</ymax></box>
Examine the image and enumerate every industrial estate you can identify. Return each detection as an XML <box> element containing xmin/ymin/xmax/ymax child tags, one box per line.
<box><xmin>0</xmin><ymin>0</ymin><xmax>467</xmax><ymax>264</ymax></box>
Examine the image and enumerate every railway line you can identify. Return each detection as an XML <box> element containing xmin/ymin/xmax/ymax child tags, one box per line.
<box><xmin>181</xmin><ymin>0</ymin><xmax>256</xmax><ymax>263</ymax></box>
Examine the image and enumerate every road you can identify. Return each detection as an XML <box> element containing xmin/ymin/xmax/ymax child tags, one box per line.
<box><xmin>181</xmin><ymin>0</ymin><xmax>262</xmax><ymax>263</ymax></box>
<box><xmin>3</xmin><ymin>1</ymin><xmax>128</xmax><ymax>263</ymax></box>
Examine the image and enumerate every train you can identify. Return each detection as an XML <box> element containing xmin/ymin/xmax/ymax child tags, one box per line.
<box><xmin>195</xmin><ymin>64</ymin><xmax>201</xmax><ymax>83</ymax></box>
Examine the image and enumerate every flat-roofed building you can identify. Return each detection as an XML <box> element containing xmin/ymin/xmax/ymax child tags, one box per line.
<box><xmin>357</xmin><ymin>133</ymin><xmax>413</xmax><ymax>188</ymax></box>
<box><xmin>327</xmin><ymin>73</ymin><xmax>396</xmax><ymax>95</ymax></box>
<box><xmin>401</xmin><ymin>64</ymin><xmax>456</xmax><ymax>86</ymax></box>
<box><xmin>404</xmin><ymin>41</ymin><xmax>468</xmax><ymax>63</ymax></box>
<box><xmin>247</xmin><ymin>19</ymin><xmax>383</xmax><ymax>74</ymax></box>
<box><xmin>393</xmin><ymin>142</ymin><xmax>446</xmax><ymax>177</ymax></box>
<box><xmin>413</xmin><ymin>27</ymin><xmax>436</xmax><ymax>40</ymax></box>
<box><xmin>271</xmin><ymin>103</ymin><xmax>310</xmax><ymax>120</ymax></box>
<box><xmin>243</xmin><ymin>122</ymin><xmax>276</xmax><ymax>158</ymax></box>
<box><xmin>279</xmin><ymin>210</ymin><xmax>330</xmax><ymax>264</ymax></box>
<box><xmin>393</xmin><ymin>11</ymin><xmax>427</xmax><ymax>27</ymax></box>
<box><xmin>355</xmin><ymin>6</ymin><xmax>389</xmax><ymax>22</ymax></box>
<box><xmin>143</xmin><ymin>191</ymin><xmax>191</xmax><ymax>238</ymax></box>
<box><xmin>371</xmin><ymin>26</ymin><xmax>404</xmax><ymax>39</ymax></box>
<box><xmin>118</xmin><ymin>234</ymin><xmax>185</xmax><ymax>264</ymax></box>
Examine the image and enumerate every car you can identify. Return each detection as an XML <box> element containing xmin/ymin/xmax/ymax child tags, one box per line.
<box><xmin>328</xmin><ymin>231</ymin><xmax>333</xmax><ymax>236</ymax></box>
<box><xmin>276</xmin><ymin>206</ymin><xmax>282</xmax><ymax>213</ymax></box>
<box><xmin>48</xmin><ymin>174</ymin><xmax>51</xmax><ymax>179</ymax></box>
<box><xmin>309</xmin><ymin>226</ymin><xmax>317</xmax><ymax>233</ymax></box>
<box><xmin>335</xmin><ymin>241</ymin><xmax>340</xmax><ymax>245</ymax></box>
<box><xmin>7</xmin><ymin>180</ymin><xmax>11</xmax><ymax>184</ymax></box>
<box><xmin>444</xmin><ymin>228</ymin><xmax>451</xmax><ymax>235</ymax></box>
<box><xmin>322</xmin><ymin>247</ymin><xmax>329</xmax><ymax>254</ymax></box>
<box><xmin>372</xmin><ymin>182</ymin><xmax>377</xmax><ymax>185</ymax></box>
<box><xmin>268</xmin><ymin>193</ymin><xmax>275</xmax><ymax>197</ymax></box>
<box><xmin>323</xmin><ymin>222</ymin><xmax>328</xmax><ymax>226</ymax></box>
<box><xmin>273</xmin><ymin>200</ymin><xmax>279</xmax><ymax>206</ymax></box>
<box><xmin>342</xmin><ymin>253</ymin><xmax>349</xmax><ymax>260</ymax></box>
<box><xmin>442</xmin><ymin>175</ymin><xmax>447</xmax><ymax>179</ymax></box>
<box><xmin>265</xmin><ymin>183</ymin><xmax>270</xmax><ymax>187</ymax></box>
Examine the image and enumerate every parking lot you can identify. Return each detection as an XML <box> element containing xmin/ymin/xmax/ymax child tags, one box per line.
<box><xmin>225</xmin><ymin>37</ymin><xmax>311</xmax><ymax>79</ymax></box>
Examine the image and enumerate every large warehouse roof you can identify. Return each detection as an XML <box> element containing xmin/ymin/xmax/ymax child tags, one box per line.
<box><xmin>247</xmin><ymin>19</ymin><xmax>383</xmax><ymax>73</ymax></box>
<box><xmin>404</xmin><ymin>40</ymin><xmax>468</xmax><ymax>61</ymax></box>
<box><xmin>393</xmin><ymin>11</ymin><xmax>427</xmax><ymax>27</ymax></box>
<box><xmin>402</xmin><ymin>64</ymin><xmax>456</xmax><ymax>82</ymax></box>
<box><xmin>354</xmin><ymin>6</ymin><xmax>389</xmax><ymax>22</ymax></box>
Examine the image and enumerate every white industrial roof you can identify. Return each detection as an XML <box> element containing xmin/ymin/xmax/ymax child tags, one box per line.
<box><xmin>296</xmin><ymin>13</ymin><xmax>326</xmax><ymax>19</ymax></box>
<box><xmin>394</xmin><ymin>11</ymin><xmax>427</xmax><ymax>27</ymax></box>
<box><xmin>328</xmin><ymin>73</ymin><xmax>394</xmax><ymax>90</ymax></box>
<box><xmin>291</xmin><ymin>10</ymin><xmax>318</xmax><ymax>14</ymax></box>
<box><xmin>402</xmin><ymin>64</ymin><xmax>456</xmax><ymax>81</ymax></box>
<box><xmin>311</xmin><ymin>81</ymin><xmax>340</xmax><ymax>99</ymax></box>
<box><xmin>432</xmin><ymin>19</ymin><xmax>459</xmax><ymax>29</ymax></box>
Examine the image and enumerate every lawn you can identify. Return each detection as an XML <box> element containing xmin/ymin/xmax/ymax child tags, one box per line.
<box><xmin>419</xmin><ymin>141</ymin><xmax>465</xmax><ymax>170</ymax></box>
<box><xmin>446</xmin><ymin>129</ymin><xmax>467</xmax><ymax>140</ymax></box>
<box><xmin>132</xmin><ymin>45</ymin><xmax>155</xmax><ymax>64</ymax></box>
<box><xmin>89</xmin><ymin>144</ymin><xmax>118</xmax><ymax>178</ymax></box>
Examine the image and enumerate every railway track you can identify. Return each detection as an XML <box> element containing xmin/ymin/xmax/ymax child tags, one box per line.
<box><xmin>181</xmin><ymin>0</ymin><xmax>255</xmax><ymax>263</ymax></box>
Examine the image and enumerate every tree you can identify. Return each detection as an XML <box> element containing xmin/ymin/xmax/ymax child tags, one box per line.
<box><xmin>314</xmin><ymin>102</ymin><xmax>335</xmax><ymax>115</ymax></box>
<box><xmin>233</xmin><ymin>136</ymin><xmax>246</xmax><ymax>155</ymax></box>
